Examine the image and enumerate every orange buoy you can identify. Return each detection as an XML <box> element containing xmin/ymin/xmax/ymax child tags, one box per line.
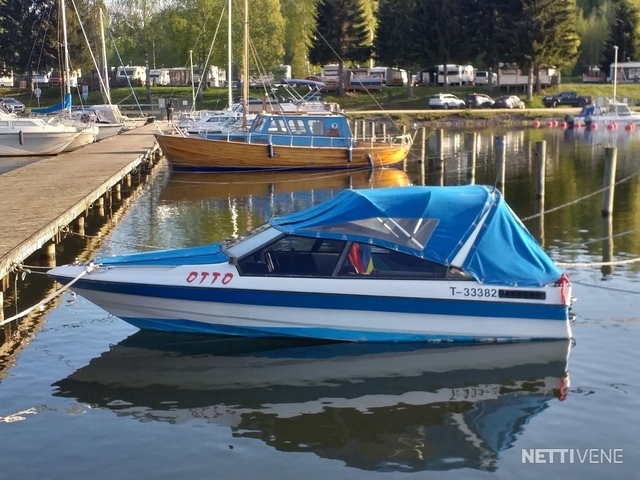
<box><xmin>589</xmin><ymin>122</ymin><xmax>598</xmax><ymax>130</ymax></box>
<box><xmin>533</xmin><ymin>120</ymin><xmax>541</xmax><ymax>128</ymax></box>
<box><xmin>552</xmin><ymin>120</ymin><xmax>559</xmax><ymax>127</ymax></box>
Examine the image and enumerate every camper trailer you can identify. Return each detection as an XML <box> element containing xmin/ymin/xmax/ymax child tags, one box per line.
<box><xmin>437</xmin><ymin>65</ymin><xmax>474</xmax><ymax>86</ymax></box>
<box><xmin>150</xmin><ymin>69</ymin><xmax>170</xmax><ymax>86</ymax></box>
<box><xmin>115</xmin><ymin>65</ymin><xmax>147</xmax><ymax>86</ymax></box>
<box><xmin>369</xmin><ymin>67</ymin><xmax>409</xmax><ymax>86</ymax></box>
<box><xmin>0</xmin><ymin>70</ymin><xmax>13</xmax><ymax>87</ymax></box>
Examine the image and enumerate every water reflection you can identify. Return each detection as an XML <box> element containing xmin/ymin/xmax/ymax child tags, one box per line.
<box><xmin>53</xmin><ymin>334</ymin><xmax>570</xmax><ymax>472</ymax></box>
<box><xmin>160</xmin><ymin>167</ymin><xmax>411</xmax><ymax>202</ymax></box>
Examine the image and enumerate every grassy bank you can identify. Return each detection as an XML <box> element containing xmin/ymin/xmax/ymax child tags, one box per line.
<box><xmin>2</xmin><ymin>81</ymin><xmax>636</xmax><ymax>119</ymax></box>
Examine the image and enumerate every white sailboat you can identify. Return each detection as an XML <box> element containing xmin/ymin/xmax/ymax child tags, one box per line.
<box><xmin>30</xmin><ymin>0</ymin><xmax>99</xmax><ymax>151</ymax></box>
<box><xmin>0</xmin><ymin>109</ymin><xmax>81</xmax><ymax>156</ymax></box>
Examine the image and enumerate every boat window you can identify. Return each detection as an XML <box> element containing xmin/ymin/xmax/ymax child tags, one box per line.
<box><xmin>236</xmin><ymin>235</ymin><xmax>347</xmax><ymax>276</ymax></box>
<box><xmin>250</xmin><ymin>115</ymin><xmax>266</xmax><ymax>132</ymax></box>
<box><xmin>287</xmin><ymin>119</ymin><xmax>308</xmax><ymax>135</ymax></box>
<box><xmin>308</xmin><ymin>119</ymin><xmax>324</xmax><ymax>135</ymax></box>
<box><xmin>310</xmin><ymin>217</ymin><xmax>439</xmax><ymax>252</ymax></box>
<box><xmin>337</xmin><ymin>244</ymin><xmax>463</xmax><ymax>279</ymax></box>
<box><xmin>267</xmin><ymin>118</ymin><xmax>289</xmax><ymax>133</ymax></box>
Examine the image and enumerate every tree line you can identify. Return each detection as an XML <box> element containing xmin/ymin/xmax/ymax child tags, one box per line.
<box><xmin>0</xmin><ymin>0</ymin><xmax>638</xmax><ymax>97</ymax></box>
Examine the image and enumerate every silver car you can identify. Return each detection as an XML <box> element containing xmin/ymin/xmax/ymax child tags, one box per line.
<box><xmin>1</xmin><ymin>97</ymin><xmax>26</xmax><ymax>113</ymax></box>
<box><xmin>428</xmin><ymin>93</ymin><xmax>465</xmax><ymax>110</ymax></box>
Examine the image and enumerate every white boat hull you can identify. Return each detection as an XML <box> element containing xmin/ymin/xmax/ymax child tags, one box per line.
<box><xmin>0</xmin><ymin>130</ymin><xmax>80</xmax><ymax>156</ymax></box>
<box><xmin>51</xmin><ymin>263</ymin><xmax>572</xmax><ymax>342</ymax></box>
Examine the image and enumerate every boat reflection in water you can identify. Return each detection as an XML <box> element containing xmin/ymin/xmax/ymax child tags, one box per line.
<box><xmin>159</xmin><ymin>167</ymin><xmax>412</xmax><ymax>202</ymax></box>
<box><xmin>53</xmin><ymin>335</ymin><xmax>570</xmax><ymax>472</ymax></box>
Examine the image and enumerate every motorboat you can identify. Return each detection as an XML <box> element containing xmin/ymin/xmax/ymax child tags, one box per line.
<box><xmin>156</xmin><ymin>109</ymin><xmax>413</xmax><ymax>171</ymax></box>
<box><xmin>569</xmin><ymin>101</ymin><xmax>640</xmax><ymax>130</ymax></box>
<box><xmin>52</xmin><ymin>333</ymin><xmax>571</xmax><ymax>471</ymax></box>
<box><xmin>48</xmin><ymin>185</ymin><xmax>574</xmax><ymax>342</ymax></box>
<box><xmin>0</xmin><ymin>109</ymin><xmax>81</xmax><ymax>156</ymax></box>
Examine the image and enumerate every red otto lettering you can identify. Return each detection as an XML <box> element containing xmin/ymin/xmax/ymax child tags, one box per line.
<box><xmin>185</xmin><ymin>271</ymin><xmax>234</xmax><ymax>285</ymax></box>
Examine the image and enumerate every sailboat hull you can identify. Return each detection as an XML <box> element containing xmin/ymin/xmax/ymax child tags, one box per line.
<box><xmin>0</xmin><ymin>130</ymin><xmax>80</xmax><ymax>156</ymax></box>
<box><xmin>155</xmin><ymin>133</ymin><xmax>411</xmax><ymax>171</ymax></box>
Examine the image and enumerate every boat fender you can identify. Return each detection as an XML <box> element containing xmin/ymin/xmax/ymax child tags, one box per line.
<box><xmin>81</xmin><ymin>113</ymin><xmax>91</xmax><ymax>123</ymax></box>
<box><xmin>346</xmin><ymin>146</ymin><xmax>353</xmax><ymax>162</ymax></box>
<box><xmin>267</xmin><ymin>143</ymin><xmax>275</xmax><ymax>158</ymax></box>
<box><xmin>366</xmin><ymin>153</ymin><xmax>373</xmax><ymax>169</ymax></box>
<box><xmin>18</xmin><ymin>130</ymin><xmax>24</xmax><ymax>145</ymax></box>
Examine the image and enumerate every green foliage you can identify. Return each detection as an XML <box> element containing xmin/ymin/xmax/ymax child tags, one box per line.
<box><xmin>281</xmin><ymin>0</ymin><xmax>316</xmax><ymax>77</ymax></box>
<box><xmin>374</xmin><ymin>0</ymin><xmax>418</xmax><ymax>70</ymax></box>
<box><xmin>309</xmin><ymin>0</ymin><xmax>372</xmax><ymax>66</ymax></box>
<box><xmin>578</xmin><ymin>1</ymin><xmax>612</xmax><ymax>68</ymax></box>
<box><xmin>0</xmin><ymin>0</ymin><xmax>58</xmax><ymax>74</ymax></box>
<box><xmin>602</xmin><ymin>0</ymin><xmax>640</xmax><ymax>73</ymax></box>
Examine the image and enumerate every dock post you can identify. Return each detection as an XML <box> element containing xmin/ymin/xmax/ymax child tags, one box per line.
<box><xmin>465</xmin><ymin>132</ymin><xmax>477</xmax><ymax>184</ymax></box>
<box><xmin>381</xmin><ymin>123</ymin><xmax>387</xmax><ymax>142</ymax></box>
<box><xmin>602</xmin><ymin>216</ymin><xmax>614</xmax><ymax>276</ymax></box>
<box><xmin>97</xmin><ymin>196</ymin><xmax>105</xmax><ymax>217</ymax></box>
<box><xmin>435</xmin><ymin>129</ymin><xmax>445</xmax><ymax>186</ymax></box>
<box><xmin>371</xmin><ymin>122</ymin><xmax>376</xmax><ymax>141</ymax></box>
<box><xmin>421</xmin><ymin>127</ymin><xmax>427</xmax><ymax>163</ymax></box>
<box><xmin>40</xmin><ymin>240</ymin><xmax>56</xmax><ymax>267</ymax></box>
<box><xmin>495</xmin><ymin>136</ymin><xmax>506</xmax><ymax>193</ymax></box>
<box><xmin>76</xmin><ymin>215</ymin><xmax>85</xmax><ymax>237</ymax></box>
<box><xmin>602</xmin><ymin>147</ymin><xmax>617</xmax><ymax>216</ymax></box>
<box><xmin>115</xmin><ymin>183</ymin><xmax>122</xmax><ymax>202</ymax></box>
<box><xmin>535</xmin><ymin>140</ymin><xmax>546</xmax><ymax>199</ymax></box>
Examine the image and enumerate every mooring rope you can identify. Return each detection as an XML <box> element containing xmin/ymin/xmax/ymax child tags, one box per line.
<box><xmin>0</xmin><ymin>264</ymin><xmax>97</xmax><ymax>327</ymax></box>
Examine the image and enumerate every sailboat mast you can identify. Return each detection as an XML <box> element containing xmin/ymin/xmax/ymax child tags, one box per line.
<box><xmin>242</xmin><ymin>0</ymin><xmax>249</xmax><ymax>129</ymax></box>
<box><xmin>60</xmin><ymin>0</ymin><xmax>72</xmax><ymax>112</ymax></box>
<box><xmin>190</xmin><ymin>49</ymin><xmax>196</xmax><ymax>112</ymax></box>
<box><xmin>227</xmin><ymin>0</ymin><xmax>232</xmax><ymax>109</ymax></box>
<box><xmin>100</xmin><ymin>9</ymin><xmax>111</xmax><ymax>104</ymax></box>
<box><xmin>613</xmin><ymin>45</ymin><xmax>619</xmax><ymax>102</ymax></box>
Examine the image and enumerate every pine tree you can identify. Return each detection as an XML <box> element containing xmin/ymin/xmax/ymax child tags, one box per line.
<box><xmin>309</xmin><ymin>0</ymin><xmax>372</xmax><ymax>96</ymax></box>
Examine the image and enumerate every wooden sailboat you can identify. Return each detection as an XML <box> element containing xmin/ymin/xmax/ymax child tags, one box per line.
<box><xmin>155</xmin><ymin>0</ymin><xmax>412</xmax><ymax>172</ymax></box>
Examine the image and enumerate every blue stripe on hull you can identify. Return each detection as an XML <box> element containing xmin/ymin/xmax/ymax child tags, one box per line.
<box><xmin>122</xmin><ymin>317</ymin><xmax>538</xmax><ymax>343</ymax></box>
<box><xmin>67</xmin><ymin>278</ymin><xmax>568</xmax><ymax>322</ymax></box>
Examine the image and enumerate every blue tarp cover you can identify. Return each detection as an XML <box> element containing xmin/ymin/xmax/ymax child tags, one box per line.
<box><xmin>270</xmin><ymin>185</ymin><xmax>562</xmax><ymax>286</ymax></box>
<box><xmin>31</xmin><ymin>93</ymin><xmax>71</xmax><ymax>114</ymax></box>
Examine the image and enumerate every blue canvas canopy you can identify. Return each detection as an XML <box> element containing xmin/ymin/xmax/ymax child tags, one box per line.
<box><xmin>31</xmin><ymin>93</ymin><xmax>71</xmax><ymax>114</ymax></box>
<box><xmin>271</xmin><ymin>185</ymin><xmax>562</xmax><ymax>287</ymax></box>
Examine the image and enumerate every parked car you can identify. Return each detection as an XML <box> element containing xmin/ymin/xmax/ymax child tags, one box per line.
<box><xmin>428</xmin><ymin>93</ymin><xmax>465</xmax><ymax>109</ymax></box>
<box><xmin>542</xmin><ymin>91</ymin><xmax>592</xmax><ymax>108</ymax></box>
<box><xmin>465</xmin><ymin>93</ymin><xmax>494</xmax><ymax>108</ymax></box>
<box><xmin>492</xmin><ymin>95</ymin><xmax>525</xmax><ymax>109</ymax></box>
<box><xmin>1</xmin><ymin>97</ymin><xmax>26</xmax><ymax>113</ymax></box>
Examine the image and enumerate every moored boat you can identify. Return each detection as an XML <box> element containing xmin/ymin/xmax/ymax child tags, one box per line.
<box><xmin>156</xmin><ymin>110</ymin><xmax>413</xmax><ymax>171</ymax></box>
<box><xmin>0</xmin><ymin>110</ymin><xmax>81</xmax><ymax>156</ymax></box>
<box><xmin>48</xmin><ymin>185</ymin><xmax>574</xmax><ymax>342</ymax></box>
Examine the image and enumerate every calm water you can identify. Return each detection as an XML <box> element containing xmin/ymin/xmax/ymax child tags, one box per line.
<box><xmin>1</xmin><ymin>125</ymin><xmax>639</xmax><ymax>479</ymax></box>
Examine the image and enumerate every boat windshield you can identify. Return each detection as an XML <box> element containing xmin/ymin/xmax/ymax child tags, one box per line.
<box><xmin>224</xmin><ymin>222</ymin><xmax>271</xmax><ymax>249</ymax></box>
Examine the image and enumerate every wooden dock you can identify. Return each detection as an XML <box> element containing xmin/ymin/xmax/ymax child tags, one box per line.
<box><xmin>0</xmin><ymin>122</ymin><xmax>162</xmax><ymax>289</ymax></box>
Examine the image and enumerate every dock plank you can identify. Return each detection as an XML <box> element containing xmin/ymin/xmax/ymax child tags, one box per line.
<box><xmin>0</xmin><ymin>123</ymin><xmax>162</xmax><ymax>280</ymax></box>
